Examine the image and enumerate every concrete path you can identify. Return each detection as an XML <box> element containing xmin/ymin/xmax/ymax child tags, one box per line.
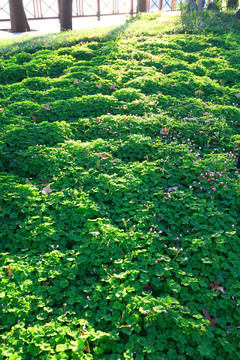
<box><xmin>0</xmin><ymin>15</ymin><xmax>127</xmax><ymax>40</ymax></box>
<box><xmin>0</xmin><ymin>12</ymin><xmax>180</xmax><ymax>40</ymax></box>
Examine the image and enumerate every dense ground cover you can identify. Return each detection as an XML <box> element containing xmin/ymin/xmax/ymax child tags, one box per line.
<box><xmin>0</xmin><ymin>11</ymin><xmax>240</xmax><ymax>360</ymax></box>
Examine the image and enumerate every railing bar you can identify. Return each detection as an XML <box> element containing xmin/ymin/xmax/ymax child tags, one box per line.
<box><xmin>76</xmin><ymin>0</ymin><xmax>78</xmax><ymax>15</ymax></box>
<box><xmin>0</xmin><ymin>0</ymin><xmax>143</xmax><ymax>22</ymax></box>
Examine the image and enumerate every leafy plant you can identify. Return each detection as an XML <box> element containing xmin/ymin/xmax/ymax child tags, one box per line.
<box><xmin>0</xmin><ymin>11</ymin><xmax>240</xmax><ymax>360</ymax></box>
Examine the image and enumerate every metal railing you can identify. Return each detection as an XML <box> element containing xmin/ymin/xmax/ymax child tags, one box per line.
<box><xmin>0</xmin><ymin>0</ymin><xmax>179</xmax><ymax>22</ymax></box>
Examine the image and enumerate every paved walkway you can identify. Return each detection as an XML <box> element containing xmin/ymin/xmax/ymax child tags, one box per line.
<box><xmin>0</xmin><ymin>11</ymin><xmax>180</xmax><ymax>40</ymax></box>
<box><xmin>0</xmin><ymin>15</ymin><xmax>127</xmax><ymax>40</ymax></box>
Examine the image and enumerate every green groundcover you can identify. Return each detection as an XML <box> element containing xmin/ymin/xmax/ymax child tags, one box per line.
<box><xmin>0</xmin><ymin>11</ymin><xmax>240</xmax><ymax>360</ymax></box>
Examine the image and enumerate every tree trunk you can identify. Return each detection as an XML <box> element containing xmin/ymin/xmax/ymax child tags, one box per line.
<box><xmin>9</xmin><ymin>0</ymin><xmax>30</xmax><ymax>33</ymax></box>
<box><xmin>60</xmin><ymin>0</ymin><xmax>73</xmax><ymax>31</ymax></box>
<box><xmin>137</xmin><ymin>0</ymin><xmax>147</xmax><ymax>12</ymax></box>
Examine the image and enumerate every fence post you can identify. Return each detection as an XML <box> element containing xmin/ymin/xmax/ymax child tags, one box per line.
<box><xmin>97</xmin><ymin>0</ymin><xmax>100</xmax><ymax>20</ymax></box>
<box><xmin>137</xmin><ymin>0</ymin><xmax>147</xmax><ymax>12</ymax></box>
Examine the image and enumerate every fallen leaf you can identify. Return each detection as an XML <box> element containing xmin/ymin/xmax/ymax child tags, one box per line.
<box><xmin>97</xmin><ymin>153</ymin><xmax>109</xmax><ymax>159</ymax></box>
<box><xmin>73</xmin><ymin>79</ymin><xmax>79</xmax><ymax>84</ymax></box>
<box><xmin>167</xmin><ymin>186</ymin><xmax>177</xmax><ymax>192</ymax></box>
<box><xmin>109</xmin><ymin>84</ymin><xmax>116</xmax><ymax>90</ymax></box>
<box><xmin>202</xmin><ymin>306</ymin><xmax>211</xmax><ymax>321</ymax></box>
<box><xmin>160</xmin><ymin>128</ymin><xmax>169</xmax><ymax>136</ymax></box>
<box><xmin>42</xmin><ymin>185</ymin><xmax>52</xmax><ymax>194</ymax></box>
<box><xmin>42</xmin><ymin>104</ymin><xmax>50</xmax><ymax>110</ymax></box>
<box><xmin>208</xmin><ymin>279</ymin><xmax>226</xmax><ymax>293</ymax></box>
<box><xmin>83</xmin><ymin>344</ymin><xmax>90</xmax><ymax>353</ymax></box>
<box><xmin>96</xmin><ymin>84</ymin><xmax>102</xmax><ymax>89</ymax></box>
<box><xmin>235</xmin><ymin>93</ymin><xmax>240</xmax><ymax>98</ymax></box>
<box><xmin>31</xmin><ymin>115</ymin><xmax>39</xmax><ymax>122</ymax></box>
<box><xmin>208</xmin><ymin>279</ymin><xmax>221</xmax><ymax>289</ymax></box>
<box><xmin>7</xmin><ymin>267</ymin><xmax>13</xmax><ymax>277</ymax></box>
<box><xmin>83</xmin><ymin>149</ymin><xmax>89</xmax><ymax>153</ymax></box>
<box><xmin>0</xmin><ymin>108</ymin><xmax>4</xmax><ymax>112</ymax></box>
<box><xmin>215</xmin><ymin>286</ymin><xmax>226</xmax><ymax>294</ymax></box>
<box><xmin>202</xmin><ymin>306</ymin><xmax>218</xmax><ymax>327</ymax></box>
<box><xmin>144</xmin><ymin>284</ymin><xmax>153</xmax><ymax>293</ymax></box>
<box><xmin>210</xmin><ymin>317</ymin><xmax>218</xmax><ymax>327</ymax></box>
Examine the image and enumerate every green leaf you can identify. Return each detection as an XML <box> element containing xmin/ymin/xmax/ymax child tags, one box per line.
<box><xmin>39</xmin><ymin>343</ymin><xmax>52</xmax><ymax>351</ymax></box>
<box><xmin>56</xmin><ymin>344</ymin><xmax>69</xmax><ymax>352</ymax></box>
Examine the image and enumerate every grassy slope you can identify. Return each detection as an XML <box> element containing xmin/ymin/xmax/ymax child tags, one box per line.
<box><xmin>0</xmin><ymin>11</ymin><xmax>240</xmax><ymax>360</ymax></box>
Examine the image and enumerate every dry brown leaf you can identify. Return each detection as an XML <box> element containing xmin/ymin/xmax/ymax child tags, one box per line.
<box><xmin>97</xmin><ymin>153</ymin><xmax>109</xmax><ymax>159</ymax></box>
<box><xmin>215</xmin><ymin>286</ymin><xmax>226</xmax><ymax>294</ymax></box>
<box><xmin>31</xmin><ymin>115</ymin><xmax>39</xmax><ymax>122</ymax></box>
<box><xmin>202</xmin><ymin>306</ymin><xmax>218</xmax><ymax>327</ymax></box>
<box><xmin>0</xmin><ymin>108</ymin><xmax>4</xmax><ymax>113</ymax></box>
<box><xmin>42</xmin><ymin>104</ymin><xmax>50</xmax><ymax>110</ymax></box>
<box><xmin>83</xmin><ymin>344</ymin><xmax>90</xmax><ymax>353</ymax></box>
<box><xmin>210</xmin><ymin>317</ymin><xmax>218</xmax><ymax>327</ymax></box>
<box><xmin>160</xmin><ymin>128</ymin><xmax>169</xmax><ymax>136</ymax></box>
<box><xmin>208</xmin><ymin>279</ymin><xmax>221</xmax><ymax>289</ymax></box>
<box><xmin>144</xmin><ymin>284</ymin><xmax>153</xmax><ymax>293</ymax></box>
<box><xmin>202</xmin><ymin>306</ymin><xmax>211</xmax><ymax>321</ymax></box>
<box><xmin>7</xmin><ymin>267</ymin><xmax>13</xmax><ymax>277</ymax></box>
<box><xmin>208</xmin><ymin>279</ymin><xmax>226</xmax><ymax>293</ymax></box>
<box><xmin>73</xmin><ymin>79</ymin><xmax>79</xmax><ymax>84</ymax></box>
